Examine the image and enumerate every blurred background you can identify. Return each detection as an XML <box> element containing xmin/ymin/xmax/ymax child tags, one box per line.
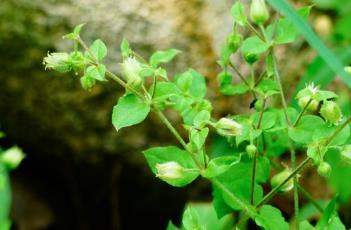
<box><xmin>0</xmin><ymin>0</ymin><xmax>351</xmax><ymax>229</ymax></box>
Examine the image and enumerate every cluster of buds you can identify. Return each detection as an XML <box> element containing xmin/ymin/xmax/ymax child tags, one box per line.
<box><xmin>297</xmin><ymin>83</ymin><xmax>342</xmax><ymax>125</ymax></box>
<box><xmin>297</xmin><ymin>83</ymin><xmax>320</xmax><ymax>113</ymax></box>
<box><xmin>212</xmin><ymin>118</ymin><xmax>242</xmax><ymax>137</ymax></box>
<box><xmin>43</xmin><ymin>51</ymin><xmax>85</xmax><ymax>73</ymax></box>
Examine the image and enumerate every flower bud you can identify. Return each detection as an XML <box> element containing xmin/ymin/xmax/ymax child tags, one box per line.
<box><xmin>156</xmin><ymin>161</ymin><xmax>184</xmax><ymax>180</ymax></box>
<box><xmin>317</xmin><ymin>161</ymin><xmax>331</xmax><ymax>177</ymax></box>
<box><xmin>1</xmin><ymin>146</ymin><xmax>25</xmax><ymax>170</ymax></box>
<box><xmin>298</xmin><ymin>96</ymin><xmax>319</xmax><ymax>112</ymax></box>
<box><xmin>121</xmin><ymin>57</ymin><xmax>143</xmax><ymax>89</ymax></box>
<box><xmin>246</xmin><ymin>144</ymin><xmax>257</xmax><ymax>158</ymax></box>
<box><xmin>320</xmin><ymin>101</ymin><xmax>342</xmax><ymax>125</ymax></box>
<box><xmin>270</xmin><ymin>168</ymin><xmax>293</xmax><ymax>192</ymax></box>
<box><xmin>250</xmin><ymin>0</ymin><xmax>269</xmax><ymax>24</ymax></box>
<box><xmin>43</xmin><ymin>52</ymin><xmax>72</xmax><ymax>73</ymax></box>
<box><xmin>80</xmin><ymin>75</ymin><xmax>96</xmax><ymax>91</ymax></box>
<box><xmin>69</xmin><ymin>51</ymin><xmax>86</xmax><ymax>72</ymax></box>
<box><xmin>341</xmin><ymin>145</ymin><xmax>351</xmax><ymax>164</ymax></box>
<box><xmin>345</xmin><ymin>66</ymin><xmax>351</xmax><ymax>74</ymax></box>
<box><xmin>214</xmin><ymin>118</ymin><xmax>242</xmax><ymax>137</ymax></box>
<box><xmin>227</xmin><ymin>32</ymin><xmax>242</xmax><ymax>53</ymax></box>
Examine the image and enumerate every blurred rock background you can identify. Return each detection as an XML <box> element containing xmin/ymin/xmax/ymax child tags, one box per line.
<box><xmin>1</xmin><ymin>0</ymin><xmax>351</xmax><ymax>229</ymax></box>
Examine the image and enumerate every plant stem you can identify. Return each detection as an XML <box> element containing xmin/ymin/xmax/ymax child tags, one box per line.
<box><xmin>292</xmin><ymin>98</ymin><xmax>312</xmax><ymax>127</ymax></box>
<box><xmin>229</xmin><ymin>61</ymin><xmax>250</xmax><ymax>87</ymax></box>
<box><xmin>256</xmin><ymin>98</ymin><xmax>266</xmax><ymax>129</ymax></box>
<box><xmin>212</xmin><ymin>179</ymin><xmax>257</xmax><ymax>219</ymax></box>
<box><xmin>290</xmin><ymin>146</ymin><xmax>299</xmax><ymax>230</ymax></box>
<box><xmin>250</xmin><ymin>151</ymin><xmax>258</xmax><ymax>205</ymax></box>
<box><xmin>325</xmin><ymin>116</ymin><xmax>351</xmax><ymax>146</ymax></box>
<box><xmin>270</xmin><ymin>52</ymin><xmax>290</xmax><ymax>125</ymax></box>
<box><xmin>256</xmin><ymin>157</ymin><xmax>311</xmax><ymax>208</ymax></box>
<box><xmin>247</xmin><ymin>22</ymin><xmax>265</xmax><ymax>41</ymax></box>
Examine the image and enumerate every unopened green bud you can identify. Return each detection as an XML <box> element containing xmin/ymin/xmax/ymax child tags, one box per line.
<box><xmin>244</xmin><ymin>53</ymin><xmax>258</xmax><ymax>64</ymax></box>
<box><xmin>254</xmin><ymin>99</ymin><xmax>264</xmax><ymax>111</ymax></box>
<box><xmin>80</xmin><ymin>75</ymin><xmax>96</xmax><ymax>91</ymax></box>
<box><xmin>156</xmin><ymin>161</ymin><xmax>184</xmax><ymax>180</ymax></box>
<box><xmin>341</xmin><ymin>145</ymin><xmax>351</xmax><ymax>164</ymax></box>
<box><xmin>298</xmin><ymin>96</ymin><xmax>319</xmax><ymax>112</ymax></box>
<box><xmin>1</xmin><ymin>146</ymin><xmax>25</xmax><ymax>170</ymax></box>
<box><xmin>43</xmin><ymin>52</ymin><xmax>72</xmax><ymax>73</ymax></box>
<box><xmin>121</xmin><ymin>57</ymin><xmax>143</xmax><ymax>89</ymax></box>
<box><xmin>270</xmin><ymin>168</ymin><xmax>294</xmax><ymax>192</ymax></box>
<box><xmin>317</xmin><ymin>161</ymin><xmax>331</xmax><ymax>177</ymax></box>
<box><xmin>344</xmin><ymin>66</ymin><xmax>351</xmax><ymax>74</ymax></box>
<box><xmin>214</xmin><ymin>118</ymin><xmax>242</xmax><ymax>137</ymax></box>
<box><xmin>320</xmin><ymin>101</ymin><xmax>342</xmax><ymax>125</ymax></box>
<box><xmin>227</xmin><ymin>32</ymin><xmax>242</xmax><ymax>53</ymax></box>
<box><xmin>69</xmin><ymin>51</ymin><xmax>86</xmax><ymax>72</ymax></box>
<box><xmin>246</xmin><ymin>144</ymin><xmax>257</xmax><ymax>158</ymax></box>
<box><xmin>250</xmin><ymin>0</ymin><xmax>269</xmax><ymax>24</ymax></box>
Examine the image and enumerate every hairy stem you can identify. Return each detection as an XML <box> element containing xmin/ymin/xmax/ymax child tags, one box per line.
<box><xmin>256</xmin><ymin>157</ymin><xmax>311</xmax><ymax>208</ymax></box>
<box><xmin>293</xmin><ymin>98</ymin><xmax>312</xmax><ymax>127</ymax></box>
<box><xmin>250</xmin><ymin>151</ymin><xmax>258</xmax><ymax>205</ymax></box>
<box><xmin>325</xmin><ymin>116</ymin><xmax>351</xmax><ymax>146</ymax></box>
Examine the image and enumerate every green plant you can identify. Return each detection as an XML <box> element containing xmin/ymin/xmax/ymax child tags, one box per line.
<box><xmin>0</xmin><ymin>132</ymin><xmax>25</xmax><ymax>230</ymax></box>
<box><xmin>43</xmin><ymin>0</ymin><xmax>351</xmax><ymax>229</ymax></box>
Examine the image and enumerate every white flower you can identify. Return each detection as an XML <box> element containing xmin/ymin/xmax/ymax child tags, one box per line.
<box><xmin>121</xmin><ymin>57</ymin><xmax>143</xmax><ymax>87</ymax></box>
<box><xmin>214</xmin><ymin>118</ymin><xmax>242</xmax><ymax>137</ymax></box>
<box><xmin>1</xmin><ymin>146</ymin><xmax>25</xmax><ymax>169</ymax></box>
<box><xmin>306</xmin><ymin>82</ymin><xmax>319</xmax><ymax>96</ymax></box>
<box><xmin>156</xmin><ymin>161</ymin><xmax>184</xmax><ymax>180</ymax></box>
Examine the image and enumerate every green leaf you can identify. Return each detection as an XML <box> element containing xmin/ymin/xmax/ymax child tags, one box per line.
<box><xmin>166</xmin><ymin>221</ymin><xmax>179</xmax><ymax>230</ymax></box>
<box><xmin>149</xmin><ymin>49</ymin><xmax>181</xmax><ymax>67</ymax></box>
<box><xmin>266</xmin><ymin>0</ymin><xmax>351</xmax><ymax>88</ymax></box>
<box><xmin>190</xmin><ymin>128</ymin><xmax>209</xmax><ymax>151</ymax></box>
<box><xmin>175</xmin><ymin>69</ymin><xmax>207</xmax><ymax>98</ymax></box>
<box><xmin>255</xmin><ymin>205</ymin><xmax>289</xmax><ymax>230</ymax></box>
<box><xmin>241</xmin><ymin>36</ymin><xmax>270</xmax><ymax>63</ymax></box>
<box><xmin>112</xmin><ymin>94</ymin><xmax>150</xmax><ymax>131</ymax></box>
<box><xmin>202</xmin><ymin>155</ymin><xmax>241</xmax><ymax>178</ymax></box>
<box><xmin>326</xmin><ymin>149</ymin><xmax>351</xmax><ymax>202</ymax></box>
<box><xmin>316</xmin><ymin>197</ymin><xmax>346</xmax><ymax>230</ymax></box>
<box><xmin>0</xmin><ymin>132</ymin><xmax>5</xmax><ymax>139</ymax></box>
<box><xmin>215</xmin><ymin>156</ymin><xmax>269</xmax><ymax>209</ymax></box>
<box><xmin>299</xmin><ymin>221</ymin><xmax>316</xmax><ymax>230</ymax></box>
<box><xmin>220</xmin><ymin>83</ymin><xmax>249</xmax><ymax>96</ymax></box>
<box><xmin>143</xmin><ymin>146</ymin><xmax>199</xmax><ymax>187</ymax></box>
<box><xmin>269</xmin><ymin>7</ymin><xmax>311</xmax><ymax>45</ymax></box>
<box><xmin>254</xmin><ymin>79</ymin><xmax>280</xmax><ymax>97</ymax></box>
<box><xmin>86</xmin><ymin>64</ymin><xmax>106</xmax><ymax>81</ymax></box>
<box><xmin>89</xmin><ymin>39</ymin><xmax>107</xmax><ymax>61</ymax></box>
<box><xmin>251</xmin><ymin>110</ymin><xmax>278</xmax><ymax>130</ymax></box>
<box><xmin>212</xmin><ymin>185</ymin><xmax>233</xmax><ymax>219</ymax></box>
<box><xmin>289</xmin><ymin>115</ymin><xmax>325</xmax><ymax>144</ymax></box>
<box><xmin>154</xmin><ymin>67</ymin><xmax>168</xmax><ymax>79</ymax></box>
<box><xmin>182</xmin><ymin>204</ymin><xmax>206</xmax><ymax>230</ymax></box>
<box><xmin>63</xmin><ymin>23</ymin><xmax>85</xmax><ymax>40</ymax></box>
<box><xmin>231</xmin><ymin>2</ymin><xmax>247</xmax><ymax>26</ymax></box>
<box><xmin>120</xmin><ymin>38</ymin><xmax>132</xmax><ymax>58</ymax></box>
<box><xmin>182</xmin><ymin>203</ymin><xmax>233</xmax><ymax>230</ymax></box>
<box><xmin>193</xmin><ymin>110</ymin><xmax>211</xmax><ymax>128</ymax></box>
<box><xmin>0</xmin><ymin>164</ymin><xmax>11</xmax><ymax>225</ymax></box>
<box><xmin>312</xmin><ymin>123</ymin><xmax>350</xmax><ymax>146</ymax></box>
<box><xmin>291</xmin><ymin>47</ymin><xmax>351</xmax><ymax>106</ymax></box>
